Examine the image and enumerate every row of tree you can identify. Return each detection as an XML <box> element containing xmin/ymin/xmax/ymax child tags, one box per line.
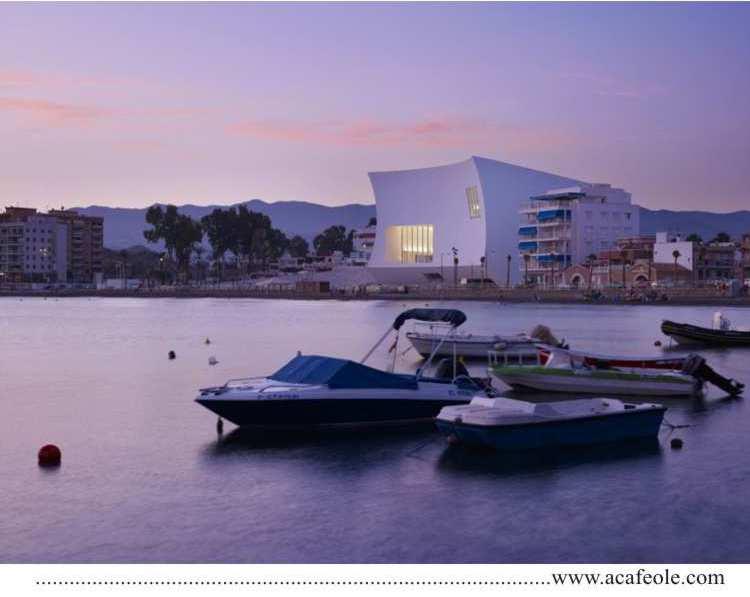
<box><xmin>142</xmin><ymin>205</ymin><xmax>367</xmax><ymax>280</ymax></box>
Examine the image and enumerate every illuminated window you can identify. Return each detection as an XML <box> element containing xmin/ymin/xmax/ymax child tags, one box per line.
<box><xmin>466</xmin><ymin>186</ymin><xmax>481</xmax><ymax>219</ymax></box>
<box><xmin>385</xmin><ymin>225</ymin><xmax>434</xmax><ymax>264</ymax></box>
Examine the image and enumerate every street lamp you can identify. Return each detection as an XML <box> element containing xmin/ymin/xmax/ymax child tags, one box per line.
<box><xmin>451</xmin><ymin>246</ymin><xmax>459</xmax><ymax>288</ymax></box>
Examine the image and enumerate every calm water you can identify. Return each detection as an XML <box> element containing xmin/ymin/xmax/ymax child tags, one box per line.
<box><xmin>2</xmin><ymin>297</ymin><xmax>750</xmax><ymax>563</ymax></box>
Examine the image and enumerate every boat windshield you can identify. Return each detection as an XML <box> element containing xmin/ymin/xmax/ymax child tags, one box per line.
<box><xmin>270</xmin><ymin>355</ymin><xmax>418</xmax><ymax>390</ymax></box>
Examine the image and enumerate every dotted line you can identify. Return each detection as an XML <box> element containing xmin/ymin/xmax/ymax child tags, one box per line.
<box><xmin>36</xmin><ymin>580</ymin><xmax>552</xmax><ymax>586</ymax></box>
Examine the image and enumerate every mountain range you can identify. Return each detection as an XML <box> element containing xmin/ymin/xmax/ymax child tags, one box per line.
<box><xmin>70</xmin><ymin>200</ymin><xmax>750</xmax><ymax>250</ymax></box>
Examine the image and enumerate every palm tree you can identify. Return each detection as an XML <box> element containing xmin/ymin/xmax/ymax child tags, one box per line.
<box><xmin>672</xmin><ymin>249</ymin><xmax>681</xmax><ymax>287</ymax></box>
<box><xmin>523</xmin><ymin>253</ymin><xmax>531</xmax><ymax>287</ymax></box>
<box><xmin>585</xmin><ymin>253</ymin><xmax>597</xmax><ymax>290</ymax></box>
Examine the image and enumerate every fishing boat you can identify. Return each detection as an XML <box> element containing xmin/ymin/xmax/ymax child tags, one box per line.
<box><xmin>662</xmin><ymin>313</ymin><xmax>750</xmax><ymax>347</ymax></box>
<box><xmin>435</xmin><ymin>396</ymin><xmax>666</xmax><ymax>451</ymax></box>
<box><xmin>489</xmin><ymin>347</ymin><xmax>703</xmax><ymax>397</ymax></box>
<box><xmin>406</xmin><ymin>323</ymin><xmax>565</xmax><ymax>360</ymax></box>
<box><xmin>195</xmin><ymin>309</ymin><xmax>483</xmax><ymax>429</ymax></box>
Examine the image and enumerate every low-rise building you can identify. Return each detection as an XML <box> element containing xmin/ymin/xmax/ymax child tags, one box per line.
<box><xmin>351</xmin><ymin>223</ymin><xmax>376</xmax><ymax>265</ymax></box>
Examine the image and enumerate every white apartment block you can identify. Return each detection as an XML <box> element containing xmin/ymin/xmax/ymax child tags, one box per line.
<box><xmin>0</xmin><ymin>208</ymin><xmax>68</xmax><ymax>283</ymax></box>
<box><xmin>518</xmin><ymin>184</ymin><xmax>639</xmax><ymax>286</ymax></box>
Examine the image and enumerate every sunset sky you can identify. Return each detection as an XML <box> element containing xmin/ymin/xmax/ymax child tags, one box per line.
<box><xmin>1</xmin><ymin>2</ymin><xmax>749</xmax><ymax>212</ymax></box>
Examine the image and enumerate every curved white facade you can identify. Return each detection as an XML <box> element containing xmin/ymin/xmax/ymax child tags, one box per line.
<box><xmin>367</xmin><ymin>156</ymin><xmax>584</xmax><ymax>284</ymax></box>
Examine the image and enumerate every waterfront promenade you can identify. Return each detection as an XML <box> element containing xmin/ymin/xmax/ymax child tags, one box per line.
<box><xmin>2</xmin><ymin>285</ymin><xmax>749</xmax><ymax>306</ymax></box>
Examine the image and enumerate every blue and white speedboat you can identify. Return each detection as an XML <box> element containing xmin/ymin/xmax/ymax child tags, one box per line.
<box><xmin>196</xmin><ymin>309</ymin><xmax>481</xmax><ymax>429</ymax></box>
<box><xmin>435</xmin><ymin>396</ymin><xmax>666</xmax><ymax>451</ymax></box>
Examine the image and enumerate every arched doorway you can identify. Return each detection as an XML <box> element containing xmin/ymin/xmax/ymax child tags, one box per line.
<box><xmin>570</xmin><ymin>274</ymin><xmax>584</xmax><ymax>288</ymax></box>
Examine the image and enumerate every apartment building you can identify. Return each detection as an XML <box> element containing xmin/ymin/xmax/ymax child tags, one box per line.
<box><xmin>48</xmin><ymin>209</ymin><xmax>104</xmax><ymax>283</ymax></box>
<box><xmin>0</xmin><ymin>207</ymin><xmax>103</xmax><ymax>284</ymax></box>
<box><xmin>0</xmin><ymin>207</ymin><xmax>69</xmax><ymax>283</ymax></box>
<box><xmin>518</xmin><ymin>184</ymin><xmax>639</xmax><ymax>287</ymax></box>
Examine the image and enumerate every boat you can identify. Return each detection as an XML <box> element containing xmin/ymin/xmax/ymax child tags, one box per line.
<box><xmin>195</xmin><ymin>309</ymin><xmax>483</xmax><ymax>429</ymax></box>
<box><xmin>489</xmin><ymin>347</ymin><xmax>703</xmax><ymax>397</ymax></box>
<box><xmin>662</xmin><ymin>314</ymin><xmax>750</xmax><ymax>347</ymax></box>
<box><xmin>536</xmin><ymin>347</ymin><xmax>744</xmax><ymax>396</ymax></box>
<box><xmin>435</xmin><ymin>396</ymin><xmax>666</xmax><ymax>451</ymax></box>
<box><xmin>406</xmin><ymin>323</ymin><xmax>566</xmax><ymax>360</ymax></box>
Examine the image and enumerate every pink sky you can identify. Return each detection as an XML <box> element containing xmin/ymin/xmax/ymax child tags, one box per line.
<box><xmin>1</xmin><ymin>2</ymin><xmax>749</xmax><ymax>211</ymax></box>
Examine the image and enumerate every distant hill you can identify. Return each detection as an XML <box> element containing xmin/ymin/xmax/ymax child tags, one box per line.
<box><xmin>72</xmin><ymin>200</ymin><xmax>377</xmax><ymax>249</ymax></box>
<box><xmin>639</xmin><ymin>208</ymin><xmax>750</xmax><ymax>241</ymax></box>
<box><xmin>71</xmin><ymin>200</ymin><xmax>749</xmax><ymax>250</ymax></box>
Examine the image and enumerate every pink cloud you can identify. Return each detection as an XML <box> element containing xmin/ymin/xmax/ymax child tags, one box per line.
<box><xmin>0</xmin><ymin>97</ymin><xmax>110</xmax><ymax>126</ymax></box>
<box><xmin>228</xmin><ymin>117</ymin><xmax>571</xmax><ymax>151</ymax></box>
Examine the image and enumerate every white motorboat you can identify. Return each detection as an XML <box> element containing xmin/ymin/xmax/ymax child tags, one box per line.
<box><xmin>489</xmin><ymin>347</ymin><xmax>703</xmax><ymax>397</ymax></box>
<box><xmin>196</xmin><ymin>309</ymin><xmax>483</xmax><ymax>429</ymax></box>
<box><xmin>436</xmin><ymin>396</ymin><xmax>666</xmax><ymax>451</ymax></box>
<box><xmin>406</xmin><ymin>323</ymin><xmax>563</xmax><ymax>360</ymax></box>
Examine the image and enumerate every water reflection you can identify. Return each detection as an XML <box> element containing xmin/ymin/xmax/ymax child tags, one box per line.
<box><xmin>436</xmin><ymin>437</ymin><xmax>663</xmax><ymax>478</ymax></box>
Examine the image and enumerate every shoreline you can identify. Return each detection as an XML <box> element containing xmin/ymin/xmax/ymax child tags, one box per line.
<box><xmin>2</xmin><ymin>288</ymin><xmax>749</xmax><ymax>307</ymax></box>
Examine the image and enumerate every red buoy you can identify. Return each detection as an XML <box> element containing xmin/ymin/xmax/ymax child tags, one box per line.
<box><xmin>38</xmin><ymin>444</ymin><xmax>61</xmax><ymax>467</ymax></box>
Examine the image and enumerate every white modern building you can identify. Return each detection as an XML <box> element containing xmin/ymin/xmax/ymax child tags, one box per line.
<box><xmin>653</xmin><ymin>231</ymin><xmax>695</xmax><ymax>271</ymax></box>
<box><xmin>366</xmin><ymin>156</ymin><xmax>637</xmax><ymax>285</ymax></box>
<box><xmin>519</xmin><ymin>184</ymin><xmax>639</xmax><ymax>286</ymax></box>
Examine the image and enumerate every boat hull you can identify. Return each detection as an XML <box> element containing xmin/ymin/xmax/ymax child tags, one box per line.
<box><xmin>436</xmin><ymin>408</ymin><xmax>666</xmax><ymax>451</ymax></box>
<box><xmin>196</xmin><ymin>397</ymin><xmax>470</xmax><ymax>428</ymax></box>
<box><xmin>406</xmin><ymin>332</ymin><xmax>536</xmax><ymax>359</ymax></box>
<box><xmin>661</xmin><ymin>320</ymin><xmax>750</xmax><ymax>347</ymax></box>
<box><xmin>491</xmin><ymin>366</ymin><xmax>700</xmax><ymax>397</ymax></box>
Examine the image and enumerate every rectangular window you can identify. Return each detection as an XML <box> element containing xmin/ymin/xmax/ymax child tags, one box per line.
<box><xmin>385</xmin><ymin>225</ymin><xmax>434</xmax><ymax>264</ymax></box>
<box><xmin>466</xmin><ymin>186</ymin><xmax>481</xmax><ymax>219</ymax></box>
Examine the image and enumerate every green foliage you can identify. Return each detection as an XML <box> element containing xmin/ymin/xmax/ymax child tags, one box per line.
<box><xmin>143</xmin><ymin>204</ymin><xmax>203</xmax><ymax>275</ymax></box>
<box><xmin>288</xmin><ymin>235</ymin><xmax>309</xmax><ymax>258</ymax></box>
<box><xmin>711</xmin><ymin>231</ymin><xmax>731</xmax><ymax>244</ymax></box>
<box><xmin>314</xmin><ymin>225</ymin><xmax>352</xmax><ymax>256</ymax></box>
<box><xmin>686</xmin><ymin>233</ymin><xmax>703</xmax><ymax>243</ymax></box>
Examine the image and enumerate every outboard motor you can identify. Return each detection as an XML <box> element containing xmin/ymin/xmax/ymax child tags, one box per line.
<box><xmin>682</xmin><ymin>354</ymin><xmax>745</xmax><ymax>396</ymax></box>
<box><xmin>530</xmin><ymin>324</ymin><xmax>569</xmax><ymax>349</ymax></box>
<box><xmin>434</xmin><ymin>357</ymin><xmax>469</xmax><ymax>380</ymax></box>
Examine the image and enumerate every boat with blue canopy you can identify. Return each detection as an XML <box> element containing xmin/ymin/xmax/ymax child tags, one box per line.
<box><xmin>195</xmin><ymin>309</ymin><xmax>482</xmax><ymax>428</ymax></box>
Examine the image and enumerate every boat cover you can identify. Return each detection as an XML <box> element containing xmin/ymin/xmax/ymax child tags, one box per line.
<box><xmin>269</xmin><ymin>355</ymin><xmax>418</xmax><ymax>390</ymax></box>
<box><xmin>391</xmin><ymin>308</ymin><xmax>467</xmax><ymax>331</ymax></box>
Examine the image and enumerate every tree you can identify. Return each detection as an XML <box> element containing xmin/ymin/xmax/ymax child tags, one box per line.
<box><xmin>314</xmin><ymin>225</ymin><xmax>350</xmax><ymax>256</ymax></box>
<box><xmin>288</xmin><ymin>235</ymin><xmax>309</xmax><ymax>258</ymax></box>
<box><xmin>200</xmin><ymin>208</ymin><xmax>239</xmax><ymax>280</ymax></box>
<box><xmin>585</xmin><ymin>253</ymin><xmax>597</xmax><ymax>289</ymax></box>
<box><xmin>523</xmin><ymin>253</ymin><xmax>531</xmax><ymax>287</ymax></box>
<box><xmin>143</xmin><ymin>204</ymin><xmax>203</xmax><ymax>278</ymax></box>
<box><xmin>143</xmin><ymin>204</ymin><xmax>180</xmax><ymax>261</ymax></box>
<box><xmin>711</xmin><ymin>231</ymin><xmax>731</xmax><ymax>244</ymax></box>
<box><xmin>235</xmin><ymin>205</ymin><xmax>272</xmax><ymax>271</ymax></box>
<box><xmin>367</xmin><ymin>216</ymin><xmax>377</xmax><ymax>227</ymax></box>
<box><xmin>686</xmin><ymin>233</ymin><xmax>703</xmax><ymax>243</ymax></box>
<box><xmin>672</xmin><ymin>249</ymin><xmax>681</xmax><ymax>286</ymax></box>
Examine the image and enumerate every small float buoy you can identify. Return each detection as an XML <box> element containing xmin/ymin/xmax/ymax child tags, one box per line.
<box><xmin>38</xmin><ymin>444</ymin><xmax>61</xmax><ymax>467</ymax></box>
<box><xmin>205</xmin><ymin>338</ymin><xmax>211</xmax><ymax>345</ymax></box>
<box><xmin>168</xmin><ymin>350</ymin><xmax>176</xmax><ymax>360</ymax></box>
<box><xmin>216</xmin><ymin>417</ymin><xmax>224</xmax><ymax>435</ymax></box>
<box><xmin>670</xmin><ymin>438</ymin><xmax>683</xmax><ymax>450</ymax></box>
<box><xmin>654</xmin><ymin>340</ymin><xmax>662</xmax><ymax>347</ymax></box>
<box><xmin>208</xmin><ymin>356</ymin><xmax>218</xmax><ymax>366</ymax></box>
